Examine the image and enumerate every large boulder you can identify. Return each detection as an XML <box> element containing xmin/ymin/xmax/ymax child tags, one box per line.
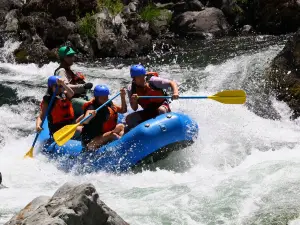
<box><xmin>13</xmin><ymin>34</ymin><xmax>56</xmax><ymax>64</ymax></box>
<box><xmin>93</xmin><ymin>10</ymin><xmax>152</xmax><ymax>57</ymax></box>
<box><xmin>5</xmin><ymin>182</ymin><xmax>129</xmax><ymax>225</ymax></box>
<box><xmin>19</xmin><ymin>13</ymin><xmax>76</xmax><ymax>48</ymax></box>
<box><xmin>171</xmin><ymin>7</ymin><xmax>230</xmax><ymax>38</ymax></box>
<box><xmin>253</xmin><ymin>0</ymin><xmax>300</xmax><ymax>34</ymax></box>
<box><xmin>266</xmin><ymin>30</ymin><xmax>300</xmax><ymax>118</ymax></box>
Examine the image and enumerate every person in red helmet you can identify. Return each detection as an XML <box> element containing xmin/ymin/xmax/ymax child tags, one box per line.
<box><xmin>126</xmin><ymin>64</ymin><xmax>179</xmax><ymax>129</ymax></box>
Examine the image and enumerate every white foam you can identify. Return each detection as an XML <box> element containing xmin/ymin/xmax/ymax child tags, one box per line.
<box><xmin>2</xmin><ymin>44</ymin><xmax>300</xmax><ymax>224</ymax></box>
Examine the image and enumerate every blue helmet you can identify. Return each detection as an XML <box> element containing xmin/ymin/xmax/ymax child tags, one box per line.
<box><xmin>130</xmin><ymin>65</ymin><xmax>146</xmax><ymax>78</ymax></box>
<box><xmin>48</xmin><ymin>76</ymin><xmax>61</xmax><ymax>87</ymax></box>
<box><xmin>94</xmin><ymin>85</ymin><xmax>110</xmax><ymax>97</ymax></box>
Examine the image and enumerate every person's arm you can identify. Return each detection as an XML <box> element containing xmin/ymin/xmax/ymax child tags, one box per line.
<box><xmin>119</xmin><ymin>88</ymin><xmax>127</xmax><ymax>113</ymax></box>
<box><xmin>57</xmin><ymin>68</ymin><xmax>91</xmax><ymax>94</ymax></box>
<box><xmin>150</xmin><ymin>77</ymin><xmax>179</xmax><ymax>99</ymax></box>
<box><xmin>36</xmin><ymin>102</ymin><xmax>47</xmax><ymax>132</ymax></box>
<box><xmin>127</xmin><ymin>85</ymin><xmax>138</xmax><ymax>111</ymax></box>
<box><xmin>82</xmin><ymin>106</ymin><xmax>97</xmax><ymax>124</ymax></box>
<box><xmin>76</xmin><ymin>114</ymin><xmax>84</xmax><ymax>123</ymax></box>
<box><xmin>169</xmin><ymin>80</ymin><xmax>179</xmax><ymax>100</ymax></box>
<box><xmin>57</xmin><ymin>78</ymin><xmax>74</xmax><ymax>99</ymax></box>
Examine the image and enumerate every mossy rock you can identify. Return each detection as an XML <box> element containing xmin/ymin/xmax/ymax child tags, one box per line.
<box><xmin>141</xmin><ymin>4</ymin><xmax>172</xmax><ymax>35</ymax></box>
<box><xmin>14</xmin><ymin>49</ymin><xmax>29</xmax><ymax>63</ymax></box>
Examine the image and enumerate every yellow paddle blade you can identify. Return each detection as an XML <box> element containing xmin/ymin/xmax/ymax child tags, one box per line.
<box><xmin>53</xmin><ymin>123</ymin><xmax>79</xmax><ymax>146</ymax></box>
<box><xmin>208</xmin><ymin>90</ymin><xmax>246</xmax><ymax>104</ymax></box>
<box><xmin>24</xmin><ymin>147</ymin><xmax>34</xmax><ymax>158</ymax></box>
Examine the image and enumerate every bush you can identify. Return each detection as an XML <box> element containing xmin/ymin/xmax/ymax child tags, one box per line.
<box><xmin>140</xmin><ymin>4</ymin><xmax>161</xmax><ymax>22</ymax></box>
<box><xmin>97</xmin><ymin>0</ymin><xmax>124</xmax><ymax>15</ymax></box>
<box><xmin>78</xmin><ymin>13</ymin><xmax>96</xmax><ymax>38</ymax></box>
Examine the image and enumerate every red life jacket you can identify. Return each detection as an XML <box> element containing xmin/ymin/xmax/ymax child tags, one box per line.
<box><xmin>131</xmin><ymin>73</ymin><xmax>167</xmax><ymax>109</ymax></box>
<box><xmin>41</xmin><ymin>94</ymin><xmax>75</xmax><ymax>134</ymax></box>
<box><xmin>83</xmin><ymin>98</ymin><xmax>118</xmax><ymax>133</ymax></box>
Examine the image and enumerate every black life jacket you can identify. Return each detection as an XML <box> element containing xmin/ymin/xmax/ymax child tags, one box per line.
<box><xmin>81</xmin><ymin>101</ymin><xmax>117</xmax><ymax>143</ymax></box>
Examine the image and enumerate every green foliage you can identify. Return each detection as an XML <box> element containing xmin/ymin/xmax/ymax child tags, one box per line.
<box><xmin>140</xmin><ymin>4</ymin><xmax>161</xmax><ymax>22</ymax></box>
<box><xmin>97</xmin><ymin>0</ymin><xmax>124</xmax><ymax>15</ymax></box>
<box><xmin>78</xmin><ymin>13</ymin><xmax>96</xmax><ymax>38</ymax></box>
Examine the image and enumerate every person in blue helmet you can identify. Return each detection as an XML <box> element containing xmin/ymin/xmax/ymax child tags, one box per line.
<box><xmin>79</xmin><ymin>85</ymin><xmax>127</xmax><ymax>150</ymax></box>
<box><xmin>36</xmin><ymin>76</ymin><xmax>78</xmax><ymax>136</ymax></box>
<box><xmin>126</xmin><ymin>64</ymin><xmax>179</xmax><ymax>129</ymax></box>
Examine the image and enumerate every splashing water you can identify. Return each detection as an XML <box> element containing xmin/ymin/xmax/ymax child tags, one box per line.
<box><xmin>1</xmin><ymin>36</ymin><xmax>300</xmax><ymax>225</ymax></box>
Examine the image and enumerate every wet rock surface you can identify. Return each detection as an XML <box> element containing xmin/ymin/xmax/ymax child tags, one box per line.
<box><xmin>5</xmin><ymin>182</ymin><xmax>129</xmax><ymax>225</ymax></box>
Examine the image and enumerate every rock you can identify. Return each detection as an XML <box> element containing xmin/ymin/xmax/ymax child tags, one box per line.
<box><xmin>0</xmin><ymin>0</ymin><xmax>22</xmax><ymax>27</ymax></box>
<box><xmin>22</xmin><ymin>0</ymin><xmax>97</xmax><ymax>21</ymax></box>
<box><xmin>206</xmin><ymin>0</ymin><xmax>222</xmax><ymax>8</ymax></box>
<box><xmin>173</xmin><ymin>0</ymin><xmax>204</xmax><ymax>14</ymax></box>
<box><xmin>22</xmin><ymin>0</ymin><xmax>77</xmax><ymax>21</ymax></box>
<box><xmin>221</xmin><ymin>0</ymin><xmax>247</xmax><ymax>27</ymax></box>
<box><xmin>13</xmin><ymin>34</ymin><xmax>55</xmax><ymax>64</ymax></box>
<box><xmin>254</xmin><ymin>0</ymin><xmax>300</xmax><ymax>34</ymax></box>
<box><xmin>172</xmin><ymin>7</ymin><xmax>230</xmax><ymax>38</ymax></box>
<box><xmin>154</xmin><ymin>2</ymin><xmax>175</xmax><ymax>10</ymax></box>
<box><xmin>93</xmin><ymin>10</ymin><xmax>152</xmax><ymax>57</ymax></box>
<box><xmin>188</xmin><ymin>0</ymin><xmax>205</xmax><ymax>11</ymax></box>
<box><xmin>240</xmin><ymin>24</ymin><xmax>255</xmax><ymax>35</ymax></box>
<box><xmin>0</xmin><ymin>172</ymin><xmax>7</xmax><ymax>189</ymax></box>
<box><xmin>77</xmin><ymin>0</ymin><xmax>98</xmax><ymax>17</ymax></box>
<box><xmin>128</xmin><ymin>1</ymin><xmax>137</xmax><ymax>12</ymax></box>
<box><xmin>266</xmin><ymin>30</ymin><xmax>300</xmax><ymax>118</ymax></box>
<box><xmin>5</xmin><ymin>9</ymin><xmax>19</xmax><ymax>32</ymax></box>
<box><xmin>0</xmin><ymin>35</ymin><xmax>3</xmax><ymax>47</ymax></box>
<box><xmin>44</xmin><ymin>16</ymin><xmax>76</xmax><ymax>48</ymax></box>
<box><xmin>149</xmin><ymin>9</ymin><xmax>172</xmax><ymax>36</ymax></box>
<box><xmin>0</xmin><ymin>0</ymin><xmax>23</xmax><ymax>11</ymax></box>
<box><xmin>68</xmin><ymin>33</ymin><xmax>93</xmax><ymax>56</ymax></box>
<box><xmin>5</xmin><ymin>182</ymin><xmax>129</xmax><ymax>225</ymax></box>
<box><xmin>19</xmin><ymin>13</ymin><xmax>76</xmax><ymax>49</ymax></box>
<box><xmin>19</xmin><ymin>12</ymin><xmax>54</xmax><ymax>37</ymax></box>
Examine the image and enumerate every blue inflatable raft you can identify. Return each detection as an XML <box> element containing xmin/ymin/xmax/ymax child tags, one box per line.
<box><xmin>37</xmin><ymin>112</ymin><xmax>198</xmax><ymax>173</ymax></box>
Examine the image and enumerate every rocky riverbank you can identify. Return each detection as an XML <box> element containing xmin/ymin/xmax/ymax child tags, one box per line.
<box><xmin>266</xmin><ymin>29</ymin><xmax>300</xmax><ymax>119</ymax></box>
<box><xmin>5</xmin><ymin>182</ymin><xmax>129</xmax><ymax>225</ymax></box>
<box><xmin>0</xmin><ymin>0</ymin><xmax>300</xmax><ymax>64</ymax></box>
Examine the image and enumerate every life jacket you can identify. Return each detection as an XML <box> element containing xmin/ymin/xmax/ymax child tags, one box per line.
<box><xmin>131</xmin><ymin>72</ymin><xmax>168</xmax><ymax>110</ymax></box>
<box><xmin>41</xmin><ymin>94</ymin><xmax>75</xmax><ymax>134</ymax></box>
<box><xmin>54</xmin><ymin>66</ymin><xmax>86</xmax><ymax>85</ymax></box>
<box><xmin>82</xmin><ymin>99</ymin><xmax>118</xmax><ymax>139</ymax></box>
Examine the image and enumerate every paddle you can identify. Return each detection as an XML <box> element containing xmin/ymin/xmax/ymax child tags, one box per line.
<box><xmin>138</xmin><ymin>90</ymin><xmax>246</xmax><ymax>104</ymax></box>
<box><xmin>53</xmin><ymin>92</ymin><xmax>121</xmax><ymax>146</ymax></box>
<box><xmin>24</xmin><ymin>87</ymin><xmax>58</xmax><ymax>158</ymax></box>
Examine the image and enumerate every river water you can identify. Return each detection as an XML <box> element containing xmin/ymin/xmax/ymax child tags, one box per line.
<box><xmin>1</xmin><ymin>35</ymin><xmax>300</xmax><ymax>225</ymax></box>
